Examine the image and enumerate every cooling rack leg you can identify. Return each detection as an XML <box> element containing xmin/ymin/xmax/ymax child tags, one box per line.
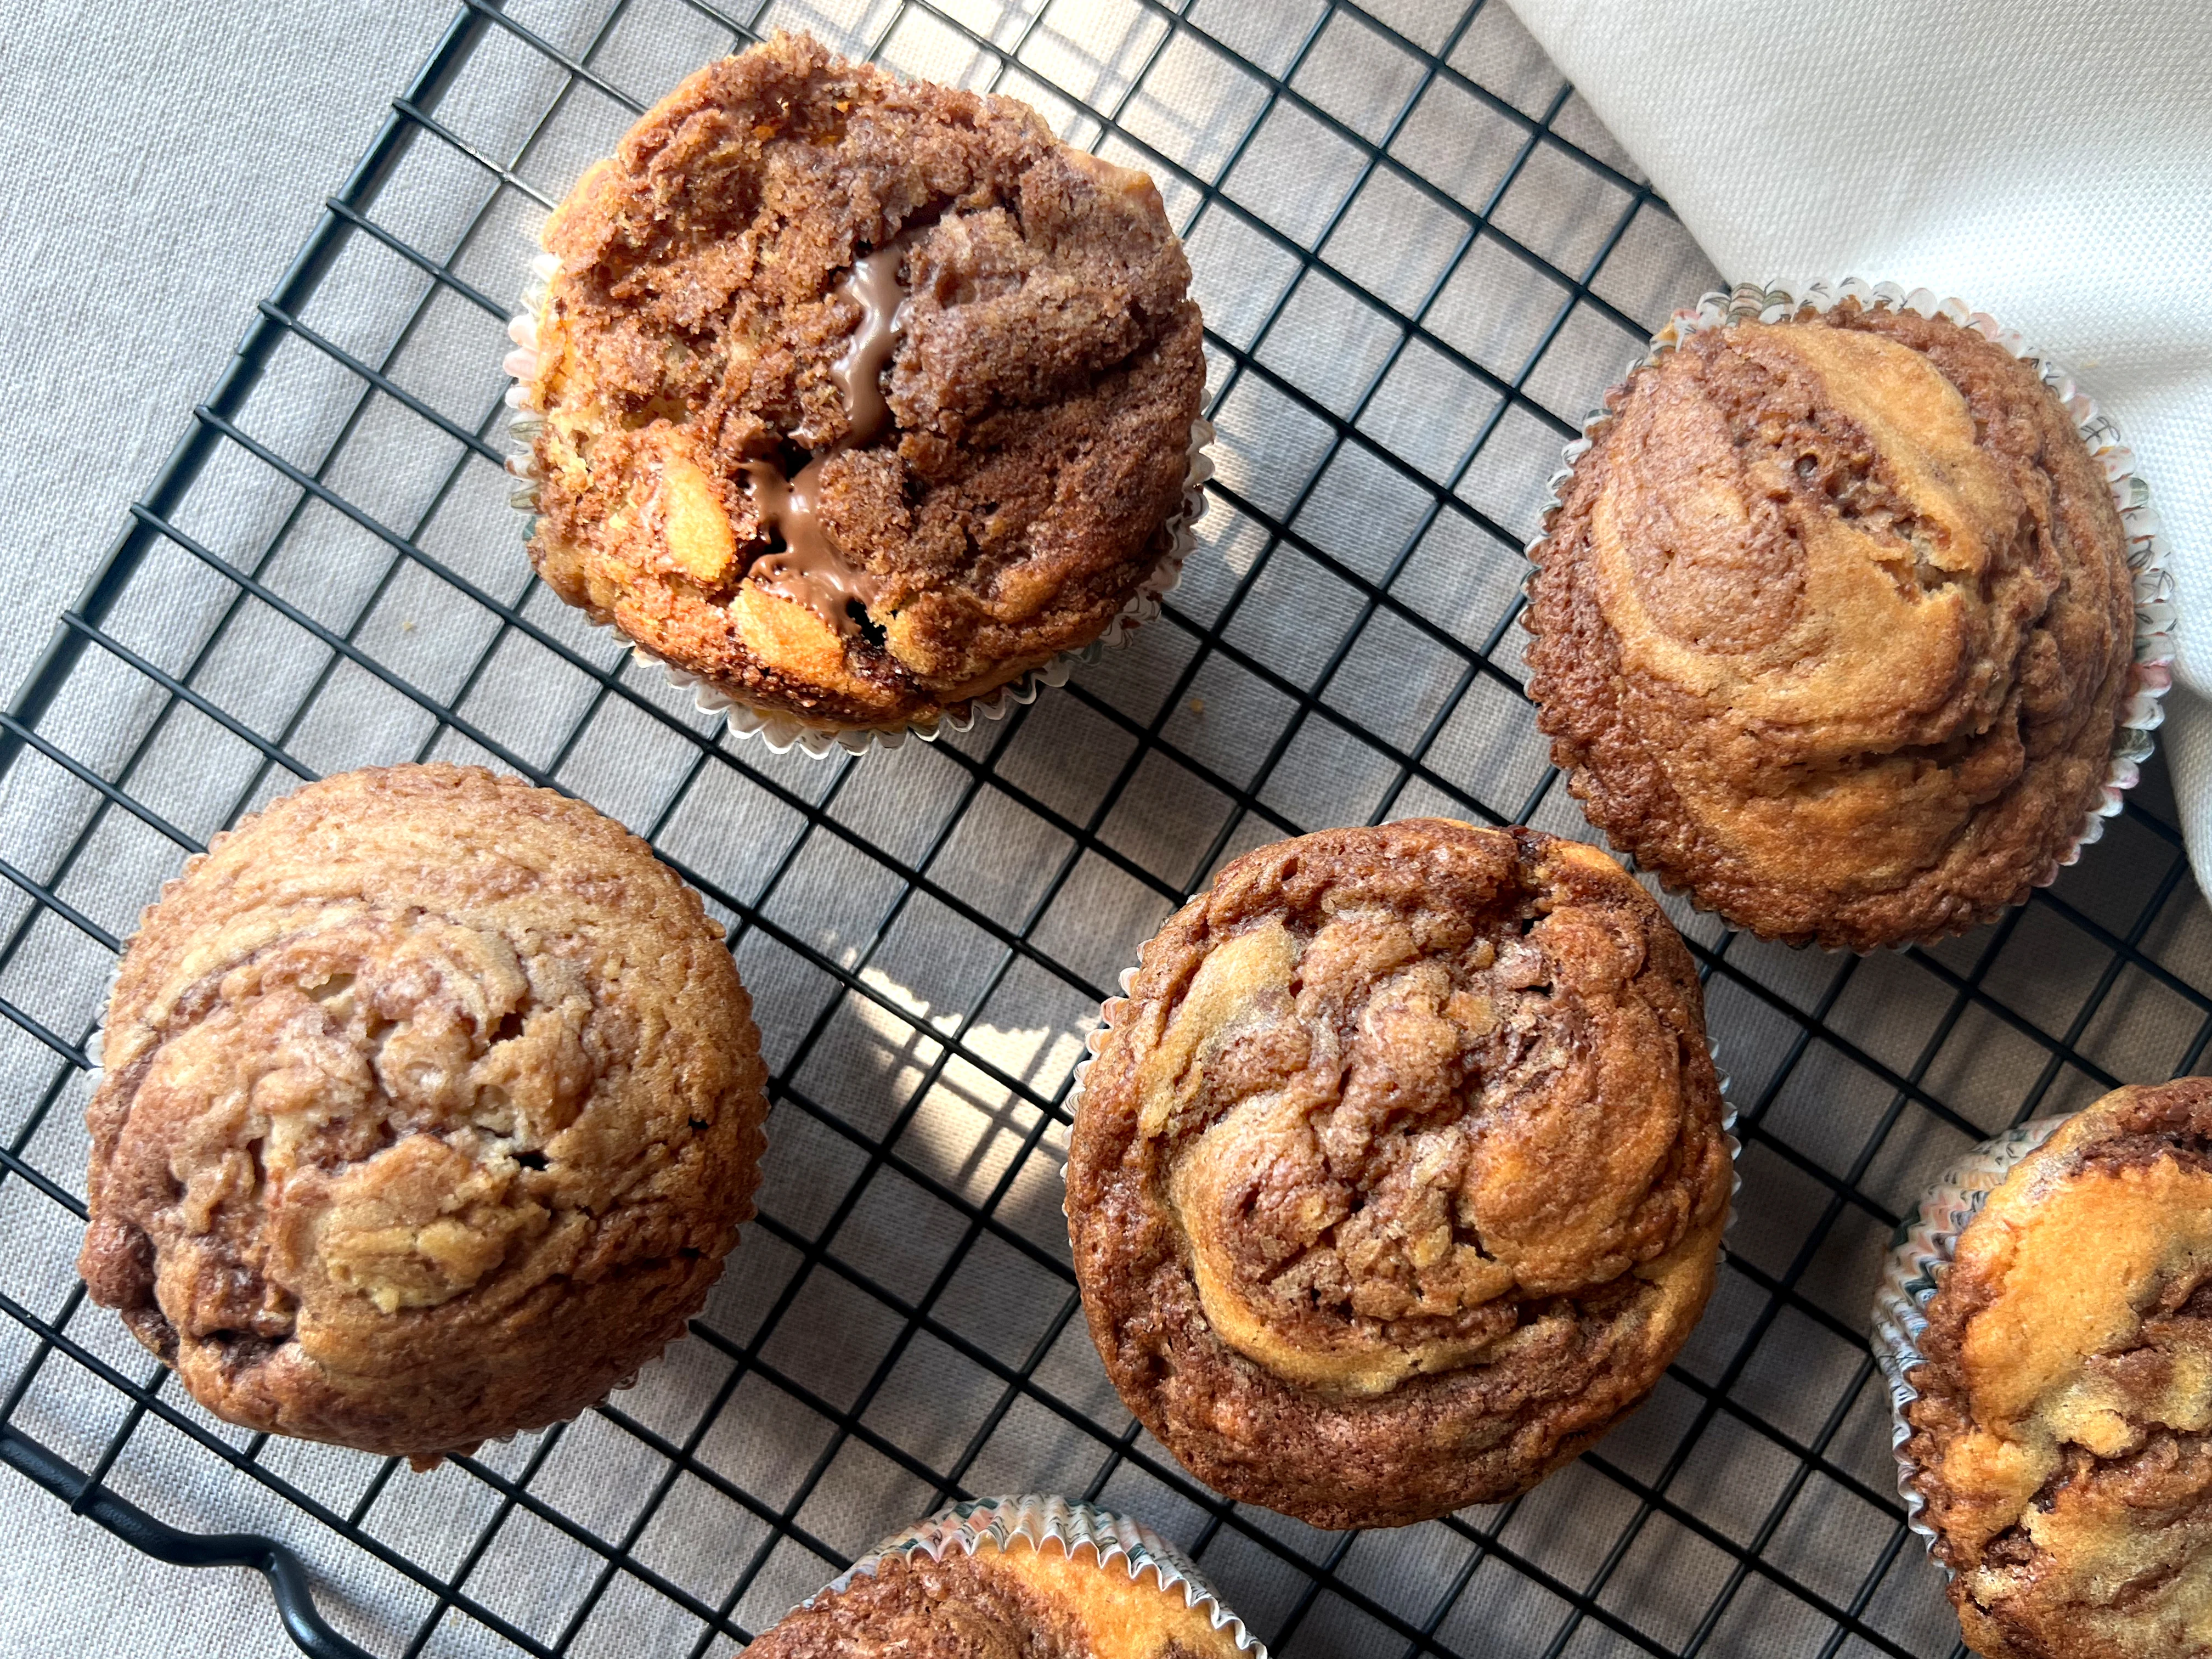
<box><xmin>0</xmin><ymin>1423</ymin><xmax>371</xmax><ymax>1659</ymax></box>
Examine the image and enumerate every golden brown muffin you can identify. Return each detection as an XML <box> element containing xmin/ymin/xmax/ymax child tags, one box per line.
<box><xmin>1065</xmin><ymin>820</ymin><xmax>1733</xmax><ymax>1528</ymax></box>
<box><xmin>746</xmin><ymin>1533</ymin><xmax>1246</xmax><ymax>1658</ymax></box>
<box><xmin>77</xmin><ymin>764</ymin><xmax>768</xmax><ymax>1465</ymax></box>
<box><xmin>1524</xmin><ymin>300</ymin><xmax>2135</xmax><ymax>951</ymax></box>
<box><xmin>1902</xmin><ymin>1079</ymin><xmax>2212</xmax><ymax>1658</ymax></box>
<box><xmin>521</xmin><ymin>31</ymin><xmax>1205</xmax><ymax>735</ymax></box>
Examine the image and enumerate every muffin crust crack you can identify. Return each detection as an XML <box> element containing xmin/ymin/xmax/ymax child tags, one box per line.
<box><xmin>77</xmin><ymin>765</ymin><xmax>769</xmax><ymax>1464</ymax></box>
<box><xmin>1906</xmin><ymin>1080</ymin><xmax>2212</xmax><ymax>1658</ymax></box>
<box><xmin>525</xmin><ymin>32</ymin><xmax>1205</xmax><ymax>729</ymax></box>
<box><xmin>1068</xmin><ymin>821</ymin><xmax>1732</xmax><ymax>1527</ymax></box>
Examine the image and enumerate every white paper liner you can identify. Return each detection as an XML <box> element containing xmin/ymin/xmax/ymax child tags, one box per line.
<box><xmin>82</xmin><ymin>951</ymin><xmax>123</xmax><ymax>1072</ymax></box>
<box><xmin>505</xmin><ymin>253</ymin><xmax>1214</xmax><ymax>758</ymax></box>
<box><xmin>1870</xmin><ymin>1112</ymin><xmax>2074</xmax><ymax>1569</ymax></box>
<box><xmin>1524</xmin><ymin>278</ymin><xmax>2173</xmax><ymax>906</ymax></box>
<box><xmin>793</xmin><ymin>1494</ymin><xmax>1266</xmax><ymax>1654</ymax></box>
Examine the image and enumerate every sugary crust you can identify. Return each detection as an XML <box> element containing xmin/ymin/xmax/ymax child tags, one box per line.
<box><xmin>76</xmin><ymin>764</ymin><xmax>769</xmax><ymax>1463</ymax></box>
<box><xmin>1066</xmin><ymin>821</ymin><xmax>1732</xmax><ymax>1528</ymax></box>
<box><xmin>527</xmin><ymin>31</ymin><xmax>1204</xmax><ymax>730</ymax></box>
<box><xmin>1906</xmin><ymin>1079</ymin><xmax>2212</xmax><ymax>1658</ymax></box>
<box><xmin>1523</xmin><ymin>302</ymin><xmax>2134</xmax><ymax>951</ymax></box>
<box><xmin>744</xmin><ymin>1541</ymin><xmax>1242</xmax><ymax>1658</ymax></box>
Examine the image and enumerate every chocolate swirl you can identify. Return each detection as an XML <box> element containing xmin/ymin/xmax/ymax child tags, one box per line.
<box><xmin>1066</xmin><ymin>821</ymin><xmax>1732</xmax><ymax>1528</ymax></box>
<box><xmin>1907</xmin><ymin>1079</ymin><xmax>2212</xmax><ymax>1659</ymax></box>
<box><xmin>1525</xmin><ymin>301</ymin><xmax>2134</xmax><ymax>950</ymax></box>
<box><xmin>746</xmin><ymin>1544</ymin><xmax>1245</xmax><ymax>1658</ymax></box>
<box><xmin>76</xmin><ymin>765</ymin><xmax>767</xmax><ymax>1464</ymax></box>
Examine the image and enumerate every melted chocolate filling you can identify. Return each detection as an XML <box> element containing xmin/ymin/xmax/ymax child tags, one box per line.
<box><xmin>744</xmin><ymin>238</ymin><xmax>909</xmax><ymax>633</ymax></box>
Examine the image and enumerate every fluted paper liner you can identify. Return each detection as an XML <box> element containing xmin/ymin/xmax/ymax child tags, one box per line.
<box><xmin>1525</xmin><ymin>278</ymin><xmax>2172</xmax><ymax>907</ymax></box>
<box><xmin>505</xmin><ymin>253</ymin><xmax>1213</xmax><ymax>758</ymax></box>
<box><xmin>1871</xmin><ymin>1112</ymin><xmax>2073</xmax><ymax>1571</ymax></box>
<box><xmin>796</xmin><ymin>1494</ymin><xmax>1265</xmax><ymax>1654</ymax></box>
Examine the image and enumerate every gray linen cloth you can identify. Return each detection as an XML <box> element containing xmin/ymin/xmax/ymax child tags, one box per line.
<box><xmin>0</xmin><ymin>3</ymin><xmax>2204</xmax><ymax>1657</ymax></box>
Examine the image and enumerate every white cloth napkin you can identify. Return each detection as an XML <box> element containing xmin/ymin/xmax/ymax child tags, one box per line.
<box><xmin>1505</xmin><ymin>0</ymin><xmax>2212</xmax><ymax>893</ymax></box>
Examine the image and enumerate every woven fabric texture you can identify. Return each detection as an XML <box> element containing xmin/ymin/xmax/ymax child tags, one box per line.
<box><xmin>0</xmin><ymin>6</ymin><xmax>447</xmax><ymax>1649</ymax></box>
<box><xmin>1</xmin><ymin>4</ymin><xmax>2208</xmax><ymax>1658</ymax></box>
<box><xmin>1508</xmin><ymin>0</ymin><xmax>2212</xmax><ymax>899</ymax></box>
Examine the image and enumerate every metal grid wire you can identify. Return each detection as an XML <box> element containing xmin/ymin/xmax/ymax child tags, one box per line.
<box><xmin>1</xmin><ymin>1</ymin><xmax>2205</xmax><ymax>1655</ymax></box>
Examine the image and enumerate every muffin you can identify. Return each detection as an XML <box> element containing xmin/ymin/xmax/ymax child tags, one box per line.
<box><xmin>1882</xmin><ymin>1079</ymin><xmax>2212</xmax><ymax>1658</ymax></box>
<box><xmin>515</xmin><ymin>31</ymin><xmax>1206</xmax><ymax>740</ymax></box>
<box><xmin>1065</xmin><ymin>820</ymin><xmax>1734</xmax><ymax>1529</ymax></box>
<box><xmin>76</xmin><ymin>764</ymin><xmax>768</xmax><ymax>1465</ymax></box>
<box><xmin>1523</xmin><ymin>295</ymin><xmax>2138</xmax><ymax>951</ymax></box>
<box><xmin>747</xmin><ymin>1496</ymin><xmax>1259</xmax><ymax>1657</ymax></box>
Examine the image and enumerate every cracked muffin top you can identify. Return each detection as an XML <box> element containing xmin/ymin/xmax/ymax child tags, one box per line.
<box><xmin>746</xmin><ymin>1537</ymin><xmax>1244</xmax><ymax>1658</ymax></box>
<box><xmin>76</xmin><ymin>764</ymin><xmax>767</xmax><ymax>1465</ymax></box>
<box><xmin>1524</xmin><ymin>301</ymin><xmax>2134</xmax><ymax>951</ymax></box>
<box><xmin>1065</xmin><ymin>820</ymin><xmax>1733</xmax><ymax>1528</ymax></box>
<box><xmin>520</xmin><ymin>31</ymin><xmax>1205</xmax><ymax>735</ymax></box>
<box><xmin>1905</xmin><ymin>1079</ymin><xmax>2212</xmax><ymax>1659</ymax></box>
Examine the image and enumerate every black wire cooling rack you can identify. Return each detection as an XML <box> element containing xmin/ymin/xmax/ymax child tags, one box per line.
<box><xmin>1</xmin><ymin>1</ymin><xmax>2203</xmax><ymax>1655</ymax></box>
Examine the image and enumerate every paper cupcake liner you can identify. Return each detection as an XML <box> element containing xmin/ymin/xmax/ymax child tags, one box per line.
<box><xmin>504</xmin><ymin>253</ymin><xmax>1213</xmax><ymax>758</ymax></box>
<box><xmin>1525</xmin><ymin>278</ymin><xmax>2172</xmax><ymax>899</ymax></box>
<box><xmin>80</xmin><ymin>950</ymin><xmax>123</xmax><ymax>1072</ymax></box>
<box><xmin>1870</xmin><ymin>1112</ymin><xmax>2073</xmax><ymax>1567</ymax></box>
<box><xmin>800</xmin><ymin>1494</ymin><xmax>1265</xmax><ymax>1654</ymax></box>
<box><xmin>1061</xmin><ymin>963</ymin><xmax>1742</xmax><ymax>1235</ymax></box>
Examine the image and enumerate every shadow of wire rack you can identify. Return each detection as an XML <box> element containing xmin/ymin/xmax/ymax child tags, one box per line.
<box><xmin>0</xmin><ymin>0</ymin><xmax>2204</xmax><ymax>1654</ymax></box>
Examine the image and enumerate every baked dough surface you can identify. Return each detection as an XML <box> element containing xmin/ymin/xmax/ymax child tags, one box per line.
<box><xmin>77</xmin><ymin>764</ymin><xmax>768</xmax><ymax>1463</ymax></box>
<box><xmin>1525</xmin><ymin>302</ymin><xmax>2134</xmax><ymax>950</ymax></box>
<box><xmin>1908</xmin><ymin>1079</ymin><xmax>2212</xmax><ymax>1658</ymax></box>
<box><xmin>1067</xmin><ymin>820</ymin><xmax>1732</xmax><ymax>1528</ymax></box>
<box><xmin>526</xmin><ymin>31</ymin><xmax>1204</xmax><ymax>730</ymax></box>
<box><xmin>744</xmin><ymin>1539</ymin><xmax>1243</xmax><ymax>1657</ymax></box>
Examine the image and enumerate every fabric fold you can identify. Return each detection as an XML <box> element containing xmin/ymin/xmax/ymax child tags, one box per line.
<box><xmin>1504</xmin><ymin>0</ymin><xmax>2212</xmax><ymax>896</ymax></box>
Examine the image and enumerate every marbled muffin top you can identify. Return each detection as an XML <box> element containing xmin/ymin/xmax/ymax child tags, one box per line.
<box><xmin>1066</xmin><ymin>821</ymin><xmax>1733</xmax><ymax>1528</ymax></box>
<box><xmin>745</xmin><ymin>1540</ymin><xmax>1245</xmax><ymax>1658</ymax></box>
<box><xmin>523</xmin><ymin>31</ymin><xmax>1204</xmax><ymax>731</ymax></box>
<box><xmin>1525</xmin><ymin>301</ymin><xmax>2134</xmax><ymax>951</ymax></box>
<box><xmin>76</xmin><ymin>765</ymin><xmax>768</xmax><ymax>1465</ymax></box>
<box><xmin>1905</xmin><ymin>1079</ymin><xmax>2212</xmax><ymax>1659</ymax></box>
